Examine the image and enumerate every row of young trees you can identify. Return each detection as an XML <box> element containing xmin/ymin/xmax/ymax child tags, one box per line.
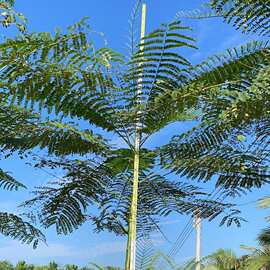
<box><xmin>5</xmin><ymin>244</ymin><xmax>268</xmax><ymax>270</ymax></box>
<box><xmin>0</xmin><ymin>244</ymin><xmax>268</xmax><ymax>270</ymax></box>
<box><xmin>0</xmin><ymin>0</ymin><xmax>269</xmax><ymax>269</ymax></box>
<box><xmin>0</xmin><ymin>261</ymin><xmax>120</xmax><ymax>270</ymax></box>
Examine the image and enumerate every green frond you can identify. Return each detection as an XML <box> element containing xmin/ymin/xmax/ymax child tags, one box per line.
<box><xmin>127</xmin><ymin>20</ymin><xmax>196</xmax><ymax>100</ymax></box>
<box><xmin>160</xmin><ymin>127</ymin><xmax>270</xmax><ymax>193</ymax></box>
<box><xmin>143</xmin><ymin>106</ymin><xmax>201</xmax><ymax>135</ymax></box>
<box><xmin>13</xmin><ymin>120</ymin><xmax>109</xmax><ymax>156</ymax></box>
<box><xmin>124</xmin><ymin>20</ymin><xmax>198</xmax><ymax>134</ymax></box>
<box><xmin>202</xmin><ymin>249</ymin><xmax>241</xmax><ymax>270</ymax></box>
<box><xmin>0</xmin><ymin>103</ymin><xmax>109</xmax><ymax>156</ymax></box>
<box><xmin>145</xmin><ymin>41</ymin><xmax>270</xmax><ymax>135</ymax></box>
<box><xmin>177</xmin><ymin>0</ymin><xmax>270</xmax><ymax>37</ymax></box>
<box><xmin>258</xmin><ymin>196</ymin><xmax>270</xmax><ymax>209</ymax></box>
<box><xmin>158</xmin><ymin>61</ymin><xmax>270</xmax><ymax>195</ymax></box>
<box><xmin>176</xmin><ymin>3</ymin><xmax>222</xmax><ymax>20</ymax></box>
<box><xmin>211</xmin><ymin>0</ymin><xmax>270</xmax><ymax>37</ymax></box>
<box><xmin>126</xmin><ymin>0</ymin><xmax>143</xmax><ymax>60</ymax></box>
<box><xmin>104</xmin><ymin>148</ymin><xmax>157</xmax><ymax>174</ymax></box>
<box><xmin>0</xmin><ymin>24</ymin><xmax>123</xmax><ymax>132</ymax></box>
<box><xmin>136</xmin><ymin>242</ymin><xmax>194</xmax><ymax>270</ymax></box>
<box><xmin>190</xmin><ymin>40</ymin><xmax>270</xmax><ymax>86</ymax></box>
<box><xmin>22</xmin><ymin>159</ymin><xmax>111</xmax><ymax>234</ymax></box>
<box><xmin>0</xmin><ymin>0</ymin><xmax>27</xmax><ymax>32</ymax></box>
<box><xmin>258</xmin><ymin>227</ymin><xmax>270</xmax><ymax>247</ymax></box>
<box><xmin>0</xmin><ymin>168</ymin><xmax>26</xmax><ymax>190</ymax></box>
<box><xmin>22</xmin><ymin>154</ymin><xmax>239</xmax><ymax>236</ymax></box>
<box><xmin>94</xmin><ymin>168</ymin><xmax>242</xmax><ymax>234</ymax></box>
<box><xmin>245</xmin><ymin>252</ymin><xmax>270</xmax><ymax>270</ymax></box>
<box><xmin>154</xmin><ymin>42</ymin><xmax>268</xmax><ymax>126</ymax></box>
<box><xmin>0</xmin><ymin>212</ymin><xmax>45</xmax><ymax>248</ymax></box>
<box><xmin>1</xmin><ymin>0</ymin><xmax>14</xmax><ymax>5</ymax></box>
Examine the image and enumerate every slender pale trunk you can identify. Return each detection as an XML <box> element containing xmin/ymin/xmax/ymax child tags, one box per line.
<box><xmin>194</xmin><ymin>214</ymin><xmax>202</xmax><ymax>270</ymax></box>
<box><xmin>125</xmin><ymin>3</ymin><xmax>146</xmax><ymax>270</ymax></box>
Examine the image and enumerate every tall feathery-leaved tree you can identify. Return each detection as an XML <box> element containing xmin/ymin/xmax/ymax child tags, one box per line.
<box><xmin>0</xmin><ymin>0</ymin><xmax>246</xmax><ymax>268</ymax></box>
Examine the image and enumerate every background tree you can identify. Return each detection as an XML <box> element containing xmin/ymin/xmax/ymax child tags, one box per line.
<box><xmin>64</xmin><ymin>265</ymin><xmax>78</xmax><ymax>270</ymax></box>
<box><xmin>15</xmin><ymin>261</ymin><xmax>34</xmax><ymax>270</ymax></box>
<box><xmin>47</xmin><ymin>262</ymin><xmax>58</xmax><ymax>270</ymax></box>
<box><xmin>200</xmin><ymin>249</ymin><xmax>245</xmax><ymax>270</ymax></box>
<box><xmin>240</xmin><ymin>244</ymin><xmax>270</xmax><ymax>270</ymax></box>
<box><xmin>254</xmin><ymin>196</ymin><xmax>270</xmax><ymax>247</ymax></box>
<box><xmin>0</xmin><ymin>261</ymin><xmax>14</xmax><ymax>270</ymax></box>
<box><xmin>89</xmin><ymin>264</ymin><xmax>121</xmax><ymax>270</ymax></box>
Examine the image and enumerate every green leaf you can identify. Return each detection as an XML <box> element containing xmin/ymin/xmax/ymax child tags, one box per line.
<box><xmin>0</xmin><ymin>212</ymin><xmax>45</xmax><ymax>249</ymax></box>
<box><xmin>236</xmin><ymin>134</ymin><xmax>246</xmax><ymax>142</ymax></box>
<box><xmin>0</xmin><ymin>168</ymin><xmax>26</xmax><ymax>191</ymax></box>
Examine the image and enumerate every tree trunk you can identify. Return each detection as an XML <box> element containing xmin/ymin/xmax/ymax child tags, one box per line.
<box><xmin>125</xmin><ymin>144</ymin><xmax>140</xmax><ymax>269</ymax></box>
<box><xmin>125</xmin><ymin>3</ymin><xmax>146</xmax><ymax>270</ymax></box>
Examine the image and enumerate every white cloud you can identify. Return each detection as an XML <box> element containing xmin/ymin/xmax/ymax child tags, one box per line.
<box><xmin>89</xmin><ymin>241</ymin><xmax>126</xmax><ymax>257</ymax></box>
<box><xmin>0</xmin><ymin>239</ymin><xmax>126</xmax><ymax>263</ymax></box>
<box><xmin>0</xmin><ymin>241</ymin><xmax>78</xmax><ymax>261</ymax></box>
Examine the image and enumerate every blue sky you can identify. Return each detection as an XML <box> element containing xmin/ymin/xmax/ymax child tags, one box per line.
<box><xmin>1</xmin><ymin>0</ymin><xmax>269</xmax><ymax>268</ymax></box>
